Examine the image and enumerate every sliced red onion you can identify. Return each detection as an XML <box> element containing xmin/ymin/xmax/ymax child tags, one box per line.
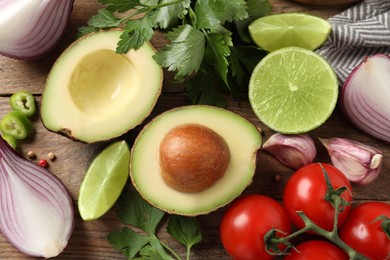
<box><xmin>320</xmin><ymin>137</ymin><xmax>383</xmax><ymax>185</ymax></box>
<box><xmin>262</xmin><ymin>133</ymin><xmax>316</xmax><ymax>169</ymax></box>
<box><xmin>0</xmin><ymin>137</ymin><xmax>74</xmax><ymax>258</ymax></box>
<box><xmin>341</xmin><ymin>54</ymin><xmax>390</xmax><ymax>143</ymax></box>
<box><xmin>0</xmin><ymin>0</ymin><xmax>74</xmax><ymax>60</ymax></box>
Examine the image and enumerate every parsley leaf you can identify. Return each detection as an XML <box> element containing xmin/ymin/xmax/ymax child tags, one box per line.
<box><xmin>194</xmin><ymin>0</ymin><xmax>221</xmax><ymax>30</ymax></box>
<box><xmin>246</xmin><ymin>0</ymin><xmax>273</xmax><ymax>17</ymax></box>
<box><xmin>167</xmin><ymin>215</ymin><xmax>202</xmax><ymax>254</ymax></box>
<box><xmin>117</xmin><ymin>12</ymin><xmax>156</xmax><ymax>52</ymax></box>
<box><xmin>134</xmin><ymin>245</ymin><xmax>163</xmax><ymax>259</ymax></box>
<box><xmin>117</xmin><ymin>190</ymin><xmax>164</xmax><ymax>235</ymax></box>
<box><xmin>204</xmin><ymin>32</ymin><xmax>232</xmax><ymax>86</ymax></box>
<box><xmin>107</xmin><ymin>227</ymin><xmax>150</xmax><ymax>258</ymax></box>
<box><xmin>195</xmin><ymin>0</ymin><xmax>248</xmax><ymax>30</ymax></box>
<box><xmin>186</xmin><ymin>69</ymin><xmax>227</xmax><ymax>107</ymax></box>
<box><xmin>87</xmin><ymin>9</ymin><xmax>121</xmax><ymax>28</ymax></box>
<box><xmin>153</xmin><ymin>24</ymin><xmax>205</xmax><ymax>80</ymax></box>
<box><xmin>77</xmin><ymin>26</ymin><xmax>100</xmax><ymax>38</ymax></box>
<box><xmin>229</xmin><ymin>45</ymin><xmax>267</xmax><ymax>95</ymax></box>
<box><xmin>221</xmin><ymin>0</ymin><xmax>249</xmax><ymax>22</ymax></box>
<box><xmin>108</xmin><ymin>189</ymin><xmax>202</xmax><ymax>260</ymax></box>
<box><xmin>154</xmin><ymin>0</ymin><xmax>191</xmax><ymax>29</ymax></box>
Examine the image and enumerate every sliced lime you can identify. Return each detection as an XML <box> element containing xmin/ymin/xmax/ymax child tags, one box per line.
<box><xmin>249</xmin><ymin>47</ymin><xmax>338</xmax><ymax>134</ymax></box>
<box><xmin>248</xmin><ymin>13</ymin><xmax>331</xmax><ymax>52</ymax></box>
<box><xmin>78</xmin><ymin>140</ymin><xmax>130</xmax><ymax>221</ymax></box>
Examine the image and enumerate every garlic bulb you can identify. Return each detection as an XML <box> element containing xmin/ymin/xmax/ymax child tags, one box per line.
<box><xmin>319</xmin><ymin>137</ymin><xmax>383</xmax><ymax>184</ymax></box>
<box><xmin>262</xmin><ymin>133</ymin><xmax>316</xmax><ymax>169</ymax></box>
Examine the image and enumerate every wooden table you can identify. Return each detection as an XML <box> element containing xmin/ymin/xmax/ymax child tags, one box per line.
<box><xmin>0</xmin><ymin>0</ymin><xmax>388</xmax><ymax>259</ymax></box>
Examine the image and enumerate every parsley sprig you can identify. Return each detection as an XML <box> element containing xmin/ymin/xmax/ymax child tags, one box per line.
<box><xmin>79</xmin><ymin>0</ymin><xmax>271</xmax><ymax>106</ymax></box>
<box><xmin>107</xmin><ymin>190</ymin><xmax>202</xmax><ymax>259</ymax></box>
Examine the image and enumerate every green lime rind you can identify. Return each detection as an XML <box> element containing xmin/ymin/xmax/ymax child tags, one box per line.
<box><xmin>248</xmin><ymin>13</ymin><xmax>331</xmax><ymax>52</ymax></box>
<box><xmin>249</xmin><ymin>47</ymin><xmax>338</xmax><ymax>134</ymax></box>
<box><xmin>78</xmin><ymin>140</ymin><xmax>130</xmax><ymax>221</ymax></box>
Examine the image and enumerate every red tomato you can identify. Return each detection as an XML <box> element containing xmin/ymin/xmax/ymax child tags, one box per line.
<box><xmin>284</xmin><ymin>240</ymin><xmax>349</xmax><ymax>260</ymax></box>
<box><xmin>339</xmin><ymin>201</ymin><xmax>390</xmax><ymax>260</ymax></box>
<box><xmin>283</xmin><ymin>163</ymin><xmax>353</xmax><ymax>231</ymax></box>
<box><xmin>220</xmin><ymin>194</ymin><xmax>291</xmax><ymax>260</ymax></box>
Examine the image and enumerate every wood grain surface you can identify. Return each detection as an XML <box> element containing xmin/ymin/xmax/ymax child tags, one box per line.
<box><xmin>0</xmin><ymin>0</ymin><xmax>388</xmax><ymax>259</ymax></box>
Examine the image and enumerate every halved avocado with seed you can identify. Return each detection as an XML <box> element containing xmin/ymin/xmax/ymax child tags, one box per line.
<box><xmin>41</xmin><ymin>30</ymin><xmax>163</xmax><ymax>143</ymax></box>
<box><xmin>130</xmin><ymin>105</ymin><xmax>262</xmax><ymax>216</ymax></box>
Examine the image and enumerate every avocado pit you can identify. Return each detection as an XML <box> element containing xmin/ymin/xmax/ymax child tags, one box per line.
<box><xmin>159</xmin><ymin>124</ymin><xmax>230</xmax><ymax>193</ymax></box>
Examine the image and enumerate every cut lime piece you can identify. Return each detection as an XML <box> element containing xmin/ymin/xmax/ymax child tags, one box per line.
<box><xmin>249</xmin><ymin>47</ymin><xmax>338</xmax><ymax>134</ymax></box>
<box><xmin>78</xmin><ymin>140</ymin><xmax>130</xmax><ymax>221</ymax></box>
<box><xmin>248</xmin><ymin>13</ymin><xmax>331</xmax><ymax>52</ymax></box>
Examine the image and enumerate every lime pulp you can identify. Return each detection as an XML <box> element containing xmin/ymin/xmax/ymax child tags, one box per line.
<box><xmin>248</xmin><ymin>47</ymin><xmax>338</xmax><ymax>134</ymax></box>
<box><xmin>248</xmin><ymin>13</ymin><xmax>332</xmax><ymax>52</ymax></box>
<box><xmin>78</xmin><ymin>140</ymin><xmax>130</xmax><ymax>221</ymax></box>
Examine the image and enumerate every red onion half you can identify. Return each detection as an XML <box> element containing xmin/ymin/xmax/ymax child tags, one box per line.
<box><xmin>0</xmin><ymin>0</ymin><xmax>74</xmax><ymax>60</ymax></box>
<box><xmin>341</xmin><ymin>54</ymin><xmax>390</xmax><ymax>143</ymax></box>
<box><xmin>0</xmin><ymin>137</ymin><xmax>74</xmax><ymax>258</ymax></box>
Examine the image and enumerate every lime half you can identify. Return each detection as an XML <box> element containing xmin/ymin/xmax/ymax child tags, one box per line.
<box><xmin>249</xmin><ymin>47</ymin><xmax>338</xmax><ymax>134</ymax></box>
<box><xmin>248</xmin><ymin>13</ymin><xmax>331</xmax><ymax>52</ymax></box>
<box><xmin>78</xmin><ymin>140</ymin><xmax>130</xmax><ymax>221</ymax></box>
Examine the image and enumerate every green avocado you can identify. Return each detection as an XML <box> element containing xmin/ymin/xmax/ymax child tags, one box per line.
<box><xmin>40</xmin><ymin>30</ymin><xmax>163</xmax><ymax>143</ymax></box>
<box><xmin>130</xmin><ymin>105</ymin><xmax>262</xmax><ymax>216</ymax></box>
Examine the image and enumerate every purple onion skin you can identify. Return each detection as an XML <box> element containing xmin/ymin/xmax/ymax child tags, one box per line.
<box><xmin>0</xmin><ymin>137</ymin><xmax>74</xmax><ymax>257</ymax></box>
<box><xmin>0</xmin><ymin>0</ymin><xmax>75</xmax><ymax>60</ymax></box>
<box><xmin>340</xmin><ymin>53</ymin><xmax>390</xmax><ymax>143</ymax></box>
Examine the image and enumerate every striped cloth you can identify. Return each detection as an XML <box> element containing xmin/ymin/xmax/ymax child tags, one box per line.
<box><xmin>316</xmin><ymin>0</ymin><xmax>390</xmax><ymax>84</ymax></box>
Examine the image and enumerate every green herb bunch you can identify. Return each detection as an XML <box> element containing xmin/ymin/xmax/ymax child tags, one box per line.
<box><xmin>107</xmin><ymin>190</ymin><xmax>202</xmax><ymax>260</ymax></box>
<box><xmin>79</xmin><ymin>0</ymin><xmax>272</xmax><ymax>107</ymax></box>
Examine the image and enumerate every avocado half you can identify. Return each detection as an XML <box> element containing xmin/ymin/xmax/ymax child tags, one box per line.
<box><xmin>130</xmin><ymin>105</ymin><xmax>262</xmax><ymax>216</ymax></box>
<box><xmin>41</xmin><ymin>30</ymin><xmax>163</xmax><ymax>143</ymax></box>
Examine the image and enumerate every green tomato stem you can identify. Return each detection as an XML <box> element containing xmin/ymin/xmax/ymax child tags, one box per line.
<box><xmin>270</xmin><ymin>197</ymin><xmax>368</xmax><ymax>259</ymax></box>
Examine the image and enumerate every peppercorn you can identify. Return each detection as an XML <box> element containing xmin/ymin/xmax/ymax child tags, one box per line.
<box><xmin>47</xmin><ymin>152</ymin><xmax>56</xmax><ymax>161</ymax></box>
<box><xmin>39</xmin><ymin>159</ymin><xmax>48</xmax><ymax>168</ymax></box>
<box><xmin>27</xmin><ymin>151</ymin><xmax>36</xmax><ymax>160</ymax></box>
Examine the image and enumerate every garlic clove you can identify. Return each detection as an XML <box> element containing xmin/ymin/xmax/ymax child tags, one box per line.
<box><xmin>319</xmin><ymin>137</ymin><xmax>383</xmax><ymax>184</ymax></box>
<box><xmin>262</xmin><ymin>133</ymin><xmax>316</xmax><ymax>169</ymax></box>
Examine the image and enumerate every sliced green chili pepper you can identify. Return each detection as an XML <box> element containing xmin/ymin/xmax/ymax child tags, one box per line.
<box><xmin>0</xmin><ymin>111</ymin><xmax>33</xmax><ymax>140</ymax></box>
<box><xmin>1</xmin><ymin>134</ymin><xmax>17</xmax><ymax>149</ymax></box>
<box><xmin>9</xmin><ymin>91</ymin><xmax>36</xmax><ymax>117</ymax></box>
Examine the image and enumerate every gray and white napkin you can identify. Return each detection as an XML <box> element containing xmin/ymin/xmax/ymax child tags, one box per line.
<box><xmin>316</xmin><ymin>0</ymin><xmax>390</xmax><ymax>84</ymax></box>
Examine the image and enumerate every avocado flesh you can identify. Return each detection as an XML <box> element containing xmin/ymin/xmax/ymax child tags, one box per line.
<box><xmin>41</xmin><ymin>30</ymin><xmax>163</xmax><ymax>143</ymax></box>
<box><xmin>130</xmin><ymin>105</ymin><xmax>262</xmax><ymax>216</ymax></box>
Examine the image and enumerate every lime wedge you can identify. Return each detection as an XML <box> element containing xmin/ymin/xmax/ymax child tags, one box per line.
<box><xmin>78</xmin><ymin>140</ymin><xmax>130</xmax><ymax>221</ymax></box>
<box><xmin>248</xmin><ymin>13</ymin><xmax>331</xmax><ymax>52</ymax></box>
<box><xmin>249</xmin><ymin>47</ymin><xmax>338</xmax><ymax>134</ymax></box>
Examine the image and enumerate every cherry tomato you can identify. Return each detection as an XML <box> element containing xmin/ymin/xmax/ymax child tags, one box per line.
<box><xmin>284</xmin><ymin>240</ymin><xmax>349</xmax><ymax>260</ymax></box>
<box><xmin>283</xmin><ymin>163</ymin><xmax>353</xmax><ymax>231</ymax></box>
<box><xmin>220</xmin><ymin>194</ymin><xmax>291</xmax><ymax>260</ymax></box>
<box><xmin>339</xmin><ymin>201</ymin><xmax>390</xmax><ymax>260</ymax></box>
